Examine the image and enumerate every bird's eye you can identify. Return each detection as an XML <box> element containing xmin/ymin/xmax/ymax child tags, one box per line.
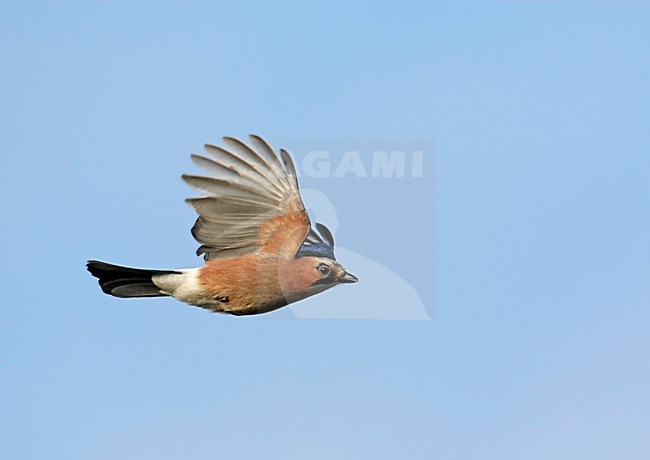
<box><xmin>318</xmin><ymin>265</ymin><xmax>331</xmax><ymax>276</ymax></box>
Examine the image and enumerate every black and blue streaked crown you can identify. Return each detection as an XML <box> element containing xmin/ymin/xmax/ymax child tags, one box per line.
<box><xmin>297</xmin><ymin>223</ymin><xmax>336</xmax><ymax>260</ymax></box>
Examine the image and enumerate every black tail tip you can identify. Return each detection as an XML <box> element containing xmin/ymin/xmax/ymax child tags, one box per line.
<box><xmin>86</xmin><ymin>259</ymin><xmax>108</xmax><ymax>277</ymax></box>
<box><xmin>86</xmin><ymin>260</ymin><xmax>176</xmax><ymax>298</ymax></box>
<box><xmin>86</xmin><ymin>260</ymin><xmax>126</xmax><ymax>294</ymax></box>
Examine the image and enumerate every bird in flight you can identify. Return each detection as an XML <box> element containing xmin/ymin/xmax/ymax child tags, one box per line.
<box><xmin>87</xmin><ymin>135</ymin><xmax>358</xmax><ymax>316</ymax></box>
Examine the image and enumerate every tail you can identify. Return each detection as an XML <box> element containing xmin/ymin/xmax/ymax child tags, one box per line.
<box><xmin>87</xmin><ymin>260</ymin><xmax>181</xmax><ymax>298</ymax></box>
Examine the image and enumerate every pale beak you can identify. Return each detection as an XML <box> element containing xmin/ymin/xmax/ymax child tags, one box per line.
<box><xmin>338</xmin><ymin>271</ymin><xmax>359</xmax><ymax>284</ymax></box>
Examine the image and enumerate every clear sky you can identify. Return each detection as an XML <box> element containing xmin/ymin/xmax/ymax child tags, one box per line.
<box><xmin>1</xmin><ymin>1</ymin><xmax>649</xmax><ymax>459</ymax></box>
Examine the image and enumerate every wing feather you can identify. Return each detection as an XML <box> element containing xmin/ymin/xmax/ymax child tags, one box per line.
<box><xmin>204</xmin><ymin>143</ymin><xmax>285</xmax><ymax>195</ymax></box>
<box><xmin>249</xmin><ymin>134</ymin><xmax>287</xmax><ymax>175</ymax></box>
<box><xmin>190</xmin><ymin>154</ymin><xmax>282</xmax><ymax>199</ymax></box>
<box><xmin>182</xmin><ymin>175</ymin><xmax>278</xmax><ymax>205</ymax></box>
<box><xmin>280</xmin><ymin>149</ymin><xmax>301</xmax><ymax>192</ymax></box>
<box><xmin>184</xmin><ymin>136</ymin><xmax>310</xmax><ymax>260</ymax></box>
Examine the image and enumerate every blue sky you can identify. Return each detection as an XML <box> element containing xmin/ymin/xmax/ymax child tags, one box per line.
<box><xmin>1</xmin><ymin>1</ymin><xmax>649</xmax><ymax>458</ymax></box>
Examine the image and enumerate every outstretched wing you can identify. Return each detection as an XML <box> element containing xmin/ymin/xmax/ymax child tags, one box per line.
<box><xmin>183</xmin><ymin>135</ymin><xmax>310</xmax><ymax>260</ymax></box>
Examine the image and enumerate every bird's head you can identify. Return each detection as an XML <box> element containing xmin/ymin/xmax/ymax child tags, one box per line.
<box><xmin>280</xmin><ymin>256</ymin><xmax>358</xmax><ymax>302</ymax></box>
<box><xmin>278</xmin><ymin>222</ymin><xmax>358</xmax><ymax>302</ymax></box>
